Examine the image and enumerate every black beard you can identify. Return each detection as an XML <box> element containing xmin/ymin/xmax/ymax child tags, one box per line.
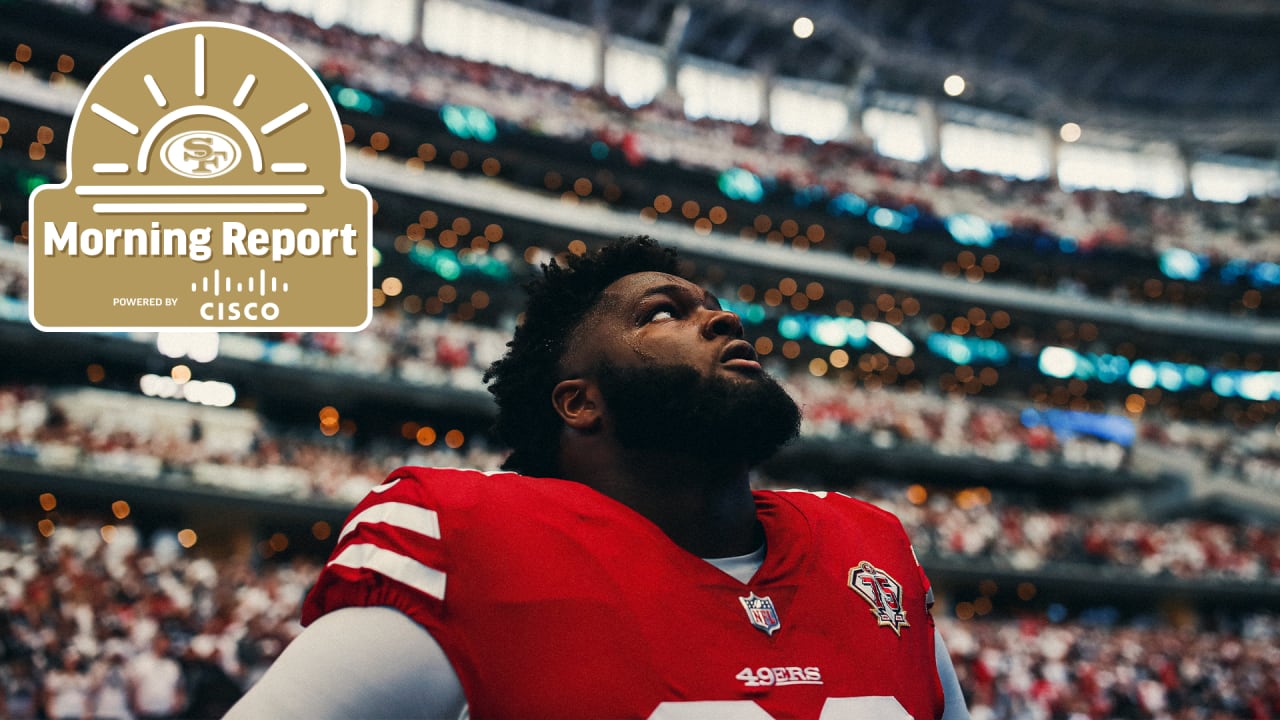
<box><xmin>594</xmin><ymin>362</ymin><xmax>802</xmax><ymax>467</ymax></box>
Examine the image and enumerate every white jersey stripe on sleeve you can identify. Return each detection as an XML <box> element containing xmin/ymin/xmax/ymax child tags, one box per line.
<box><xmin>337</xmin><ymin>502</ymin><xmax>441</xmax><ymax>545</ymax></box>
<box><xmin>328</xmin><ymin>543</ymin><xmax>447</xmax><ymax>601</ymax></box>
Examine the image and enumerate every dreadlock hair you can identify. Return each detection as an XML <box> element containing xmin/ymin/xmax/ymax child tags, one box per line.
<box><xmin>483</xmin><ymin>236</ymin><xmax>684</xmax><ymax>477</ymax></box>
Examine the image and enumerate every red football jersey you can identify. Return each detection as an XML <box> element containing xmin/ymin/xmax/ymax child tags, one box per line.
<box><xmin>303</xmin><ymin>468</ymin><xmax>945</xmax><ymax>720</ymax></box>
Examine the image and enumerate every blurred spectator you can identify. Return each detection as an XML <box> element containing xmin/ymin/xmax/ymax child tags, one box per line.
<box><xmin>0</xmin><ymin>659</ymin><xmax>39</xmax><ymax>719</ymax></box>
<box><xmin>88</xmin><ymin>649</ymin><xmax>133</xmax><ymax>720</ymax></box>
<box><xmin>42</xmin><ymin>650</ymin><xmax>90</xmax><ymax>720</ymax></box>
<box><xmin>127</xmin><ymin>635</ymin><xmax>184</xmax><ymax>720</ymax></box>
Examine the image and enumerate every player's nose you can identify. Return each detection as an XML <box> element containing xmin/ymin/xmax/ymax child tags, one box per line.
<box><xmin>701</xmin><ymin>308</ymin><xmax>744</xmax><ymax>339</ymax></box>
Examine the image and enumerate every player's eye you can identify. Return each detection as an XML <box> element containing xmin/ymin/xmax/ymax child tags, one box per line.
<box><xmin>643</xmin><ymin>303</ymin><xmax>679</xmax><ymax>323</ymax></box>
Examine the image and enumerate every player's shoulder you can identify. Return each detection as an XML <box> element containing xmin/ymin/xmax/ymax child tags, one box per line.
<box><xmin>355</xmin><ymin>465</ymin><xmax>532</xmax><ymax>509</ymax></box>
<box><xmin>342</xmin><ymin>465</ymin><xmax>595</xmax><ymax>537</ymax></box>
<box><xmin>761</xmin><ymin>487</ymin><xmax>906</xmax><ymax>530</ymax></box>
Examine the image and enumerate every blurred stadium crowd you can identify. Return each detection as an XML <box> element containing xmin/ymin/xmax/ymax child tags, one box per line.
<box><xmin>1</xmin><ymin>0</ymin><xmax>1279</xmax><ymax>718</ymax></box>
<box><xmin>0</xmin><ymin>509</ymin><xmax>1275</xmax><ymax>719</ymax></box>
<box><xmin>4</xmin><ymin>383</ymin><xmax>1280</xmax><ymax>585</ymax></box>
<box><xmin>0</xmin><ymin>516</ymin><xmax>316</xmax><ymax>719</ymax></box>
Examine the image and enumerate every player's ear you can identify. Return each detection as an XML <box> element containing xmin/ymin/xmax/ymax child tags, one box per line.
<box><xmin>551</xmin><ymin>378</ymin><xmax>603</xmax><ymax>432</ymax></box>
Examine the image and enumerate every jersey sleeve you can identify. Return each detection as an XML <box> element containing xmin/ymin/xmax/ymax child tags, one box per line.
<box><xmin>301</xmin><ymin>467</ymin><xmax>471</xmax><ymax>633</ymax></box>
<box><xmin>860</xmin><ymin>492</ymin><xmax>932</xmax><ymax>601</ymax></box>
<box><xmin>863</xmin><ymin>494</ymin><xmax>935</xmax><ymax>612</ymax></box>
<box><xmin>807</xmin><ymin>489</ymin><xmax>936</xmax><ymax>615</ymax></box>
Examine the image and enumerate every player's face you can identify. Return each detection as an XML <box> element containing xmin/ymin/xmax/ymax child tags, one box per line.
<box><xmin>585</xmin><ymin>271</ymin><xmax>762</xmax><ymax>381</ymax></box>
<box><xmin>569</xmin><ymin>272</ymin><xmax>801</xmax><ymax>466</ymax></box>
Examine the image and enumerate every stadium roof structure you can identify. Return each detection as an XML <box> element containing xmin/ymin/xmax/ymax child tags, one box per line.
<box><xmin>495</xmin><ymin>0</ymin><xmax>1280</xmax><ymax>158</ymax></box>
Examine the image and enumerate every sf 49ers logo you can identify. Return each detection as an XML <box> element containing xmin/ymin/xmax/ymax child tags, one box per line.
<box><xmin>848</xmin><ymin>561</ymin><xmax>910</xmax><ymax>636</ymax></box>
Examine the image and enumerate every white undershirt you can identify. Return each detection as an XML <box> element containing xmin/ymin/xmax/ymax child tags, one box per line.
<box><xmin>704</xmin><ymin>544</ymin><xmax>768</xmax><ymax>583</ymax></box>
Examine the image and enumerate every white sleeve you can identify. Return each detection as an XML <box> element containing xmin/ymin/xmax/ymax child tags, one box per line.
<box><xmin>935</xmin><ymin>628</ymin><xmax>971</xmax><ymax>720</ymax></box>
<box><xmin>224</xmin><ymin>606</ymin><xmax>467</xmax><ymax>720</ymax></box>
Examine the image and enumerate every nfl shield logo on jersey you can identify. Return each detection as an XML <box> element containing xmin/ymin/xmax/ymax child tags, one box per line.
<box><xmin>739</xmin><ymin>592</ymin><xmax>781</xmax><ymax>636</ymax></box>
<box><xmin>848</xmin><ymin>560</ymin><xmax>911</xmax><ymax>637</ymax></box>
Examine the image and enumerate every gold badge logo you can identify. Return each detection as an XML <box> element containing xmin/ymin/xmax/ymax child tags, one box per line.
<box><xmin>29</xmin><ymin>22</ymin><xmax>372</xmax><ymax>331</ymax></box>
<box><xmin>848</xmin><ymin>560</ymin><xmax>910</xmax><ymax>636</ymax></box>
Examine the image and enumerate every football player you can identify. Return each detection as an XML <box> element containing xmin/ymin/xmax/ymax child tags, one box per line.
<box><xmin>226</xmin><ymin>237</ymin><xmax>969</xmax><ymax>719</ymax></box>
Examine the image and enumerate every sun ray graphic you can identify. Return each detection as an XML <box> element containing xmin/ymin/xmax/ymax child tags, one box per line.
<box><xmin>194</xmin><ymin>32</ymin><xmax>206</xmax><ymax>98</ymax></box>
<box><xmin>143</xmin><ymin>74</ymin><xmax>168</xmax><ymax>107</ymax></box>
<box><xmin>232</xmin><ymin>74</ymin><xmax>256</xmax><ymax>108</ymax></box>
<box><xmin>90</xmin><ymin>103</ymin><xmax>139</xmax><ymax>135</ymax></box>
<box><xmin>261</xmin><ymin>102</ymin><xmax>309</xmax><ymax>135</ymax></box>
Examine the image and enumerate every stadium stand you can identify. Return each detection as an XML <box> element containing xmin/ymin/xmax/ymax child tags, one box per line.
<box><xmin>1</xmin><ymin>0</ymin><xmax>1278</xmax><ymax>717</ymax></box>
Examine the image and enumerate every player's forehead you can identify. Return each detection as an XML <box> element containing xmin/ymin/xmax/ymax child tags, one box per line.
<box><xmin>598</xmin><ymin>271</ymin><xmax>716</xmax><ymax>310</ymax></box>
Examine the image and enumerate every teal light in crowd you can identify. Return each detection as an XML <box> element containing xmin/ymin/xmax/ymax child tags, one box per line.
<box><xmin>330</xmin><ymin>84</ymin><xmax>382</xmax><ymax>114</ymax></box>
<box><xmin>777</xmin><ymin>315</ymin><xmax>806</xmax><ymax>340</ymax></box>
<box><xmin>1252</xmin><ymin>262</ymin><xmax>1280</xmax><ymax>288</ymax></box>
<box><xmin>944</xmin><ymin>213</ymin><xmax>995</xmax><ymax>247</ymax></box>
<box><xmin>1212</xmin><ymin>372</ymin><xmax>1236</xmax><ymax>397</ymax></box>
<box><xmin>828</xmin><ymin>192</ymin><xmax>868</xmax><ymax>217</ymax></box>
<box><xmin>441</xmin><ymin>105</ymin><xmax>497</xmax><ymax>142</ymax></box>
<box><xmin>457</xmin><ymin>250</ymin><xmax>509</xmax><ymax>280</ymax></box>
<box><xmin>1127</xmin><ymin>360</ymin><xmax>1157</xmax><ymax>389</ymax></box>
<box><xmin>1216</xmin><ymin>257</ymin><xmax>1280</xmax><ymax>288</ymax></box>
<box><xmin>1159</xmin><ymin>248</ymin><xmax>1206</xmax><ymax>281</ymax></box>
<box><xmin>928</xmin><ymin>334</ymin><xmax>1009</xmax><ymax>365</ymax></box>
<box><xmin>17</xmin><ymin>172</ymin><xmax>50</xmax><ymax>196</ymax></box>
<box><xmin>1038</xmin><ymin>346</ymin><xmax>1078</xmax><ymax>379</ymax></box>
<box><xmin>409</xmin><ymin>245</ymin><xmax>461</xmax><ymax>280</ymax></box>
<box><xmin>809</xmin><ymin>317</ymin><xmax>849</xmax><ymax>347</ymax></box>
<box><xmin>434</xmin><ymin>255</ymin><xmax>462</xmax><ymax>281</ymax></box>
<box><xmin>792</xmin><ymin>185</ymin><xmax>826</xmax><ymax>208</ymax></box>
<box><xmin>868</xmin><ymin>206</ymin><xmax>912</xmax><ymax>232</ymax></box>
<box><xmin>1156</xmin><ymin>362</ymin><xmax>1184</xmax><ymax>392</ymax></box>
<box><xmin>336</xmin><ymin>87</ymin><xmax>359</xmax><ymax>107</ymax></box>
<box><xmin>723</xmin><ymin>300</ymin><xmax>765</xmax><ymax>325</ymax></box>
<box><xmin>0</xmin><ymin>296</ymin><xmax>26</xmax><ymax>321</ymax></box>
<box><xmin>930</xmin><ymin>334</ymin><xmax>973</xmax><ymax>365</ymax></box>
<box><xmin>440</xmin><ymin>106</ymin><xmax>466</xmax><ymax>137</ymax></box>
<box><xmin>844</xmin><ymin>317</ymin><xmax>868</xmax><ymax>344</ymax></box>
<box><xmin>1183</xmin><ymin>365</ymin><xmax>1208</xmax><ymax>387</ymax></box>
<box><xmin>774</xmin><ymin>314</ymin><xmax>869</xmax><ymax>348</ymax></box>
<box><xmin>718</xmin><ymin>167</ymin><xmax>765</xmax><ymax>203</ymax></box>
<box><xmin>464</xmin><ymin>106</ymin><xmax>497</xmax><ymax>142</ymax></box>
<box><xmin>1239</xmin><ymin>372</ymin><xmax>1280</xmax><ymax>402</ymax></box>
<box><xmin>1221</xmin><ymin>259</ymin><xmax>1250</xmax><ymax>284</ymax></box>
<box><xmin>1092</xmin><ymin>354</ymin><xmax>1131</xmax><ymax>384</ymax></box>
<box><xmin>590</xmin><ymin>141</ymin><xmax>610</xmax><ymax>160</ymax></box>
<box><xmin>1039</xmin><ymin>346</ymin><xmax>1274</xmax><ymax>399</ymax></box>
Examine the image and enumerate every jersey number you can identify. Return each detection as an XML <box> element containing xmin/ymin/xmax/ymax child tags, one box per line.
<box><xmin>648</xmin><ymin>697</ymin><xmax>913</xmax><ymax>719</ymax></box>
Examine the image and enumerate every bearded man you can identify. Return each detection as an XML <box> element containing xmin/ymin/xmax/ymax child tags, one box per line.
<box><xmin>227</xmin><ymin>236</ymin><xmax>969</xmax><ymax>719</ymax></box>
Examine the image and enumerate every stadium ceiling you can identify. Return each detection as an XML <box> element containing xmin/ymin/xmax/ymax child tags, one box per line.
<box><xmin>495</xmin><ymin>0</ymin><xmax>1280</xmax><ymax>157</ymax></box>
